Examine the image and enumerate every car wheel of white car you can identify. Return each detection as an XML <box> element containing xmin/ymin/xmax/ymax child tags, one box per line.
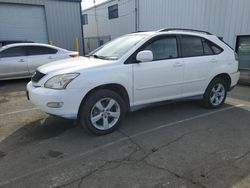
<box><xmin>203</xmin><ymin>78</ymin><xmax>227</xmax><ymax>109</ymax></box>
<box><xmin>79</xmin><ymin>89</ymin><xmax>126</xmax><ymax>135</ymax></box>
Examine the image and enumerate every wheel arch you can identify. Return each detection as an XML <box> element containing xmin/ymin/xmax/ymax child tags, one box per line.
<box><xmin>77</xmin><ymin>83</ymin><xmax>130</xmax><ymax>118</ymax></box>
<box><xmin>207</xmin><ymin>73</ymin><xmax>232</xmax><ymax>91</ymax></box>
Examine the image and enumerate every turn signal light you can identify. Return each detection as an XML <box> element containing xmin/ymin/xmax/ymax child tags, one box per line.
<box><xmin>47</xmin><ymin>102</ymin><xmax>64</xmax><ymax>108</ymax></box>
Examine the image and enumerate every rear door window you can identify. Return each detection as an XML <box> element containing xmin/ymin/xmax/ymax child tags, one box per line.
<box><xmin>0</xmin><ymin>46</ymin><xmax>27</xmax><ymax>58</ymax></box>
<box><xmin>202</xmin><ymin>39</ymin><xmax>214</xmax><ymax>55</ymax></box>
<box><xmin>26</xmin><ymin>46</ymin><xmax>58</xmax><ymax>56</ymax></box>
<box><xmin>210</xmin><ymin>45</ymin><xmax>223</xmax><ymax>54</ymax></box>
<box><xmin>181</xmin><ymin>35</ymin><xmax>204</xmax><ymax>57</ymax></box>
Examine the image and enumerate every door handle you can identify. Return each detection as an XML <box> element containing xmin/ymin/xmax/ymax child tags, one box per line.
<box><xmin>48</xmin><ymin>56</ymin><xmax>53</xmax><ymax>59</ymax></box>
<box><xmin>210</xmin><ymin>59</ymin><xmax>218</xmax><ymax>63</ymax></box>
<box><xmin>18</xmin><ymin>59</ymin><xmax>25</xmax><ymax>62</ymax></box>
<box><xmin>173</xmin><ymin>62</ymin><xmax>183</xmax><ymax>67</ymax></box>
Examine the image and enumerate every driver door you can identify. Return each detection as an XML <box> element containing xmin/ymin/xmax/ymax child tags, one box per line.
<box><xmin>132</xmin><ymin>36</ymin><xmax>184</xmax><ymax>106</ymax></box>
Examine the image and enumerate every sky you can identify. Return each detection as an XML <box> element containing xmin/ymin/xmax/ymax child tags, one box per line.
<box><xmin>81</xmin><ymin>0</ymin><xmax>109</xmax><ymax>10</ymax></box>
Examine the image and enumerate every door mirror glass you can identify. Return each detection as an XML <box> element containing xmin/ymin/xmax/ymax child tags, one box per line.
<box><xmin>136</xmin><ymin>50</ymin><xmax>153</xmax><ymax>62</ymax></box>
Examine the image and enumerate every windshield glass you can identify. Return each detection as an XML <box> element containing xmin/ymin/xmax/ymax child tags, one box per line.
<box><xmin>88</xmin><ymin>35</ymin><xmax>146</xmax><ymax>60</ymax></box>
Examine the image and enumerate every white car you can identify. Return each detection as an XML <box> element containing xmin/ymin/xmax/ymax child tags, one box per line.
<box><xmin>0</xmin><ymin>43</ymin><xmax>78</xmax><ymax>80</ymax></box>
<box><xmin>27</xmin><ymin>29</ymin><xmax>240</xmax><ymax>135</ymax></box>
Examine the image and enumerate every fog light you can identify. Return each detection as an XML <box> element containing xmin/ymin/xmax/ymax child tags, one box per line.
<box><xmin>47</xmin><ymin>102</ymin><xmax>64</xmax><ymax>108</ymax></box>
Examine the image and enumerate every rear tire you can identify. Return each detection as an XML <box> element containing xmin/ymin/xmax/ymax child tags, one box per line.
<box><xmin>79</xmin><ymin>89</ymin><xmax>126</xmax><ymax>135</ymax></box>
<box><xmin>203</xmin><ymin>78</ymin><xmax>227</xmax><ymax>109</ymax></box>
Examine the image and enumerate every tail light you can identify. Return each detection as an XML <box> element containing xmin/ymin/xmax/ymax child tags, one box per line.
<box><xmin>234</xmin><ymin>52</ymin><xmax>239</xmax><ymax>61</ymax></box>
<box><xmin>234</xmin><ymin>52</ymin><xmax>239</xmax><ymax>71</ymax></box>
<box><xmin>69</xmin><ymin>52</ymin><xmax>79</xmax><ymax>58</ymax></box>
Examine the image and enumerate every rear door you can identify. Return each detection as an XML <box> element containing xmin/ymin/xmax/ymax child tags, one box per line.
<box><xmin>26</xmin><ymin>45</ymin><xmax>58</xmax><ymax>75</ymax></box>
<box><xmin>180</xmin><ymin>35</ymin><xmax>223</xmax><ymax>97</ymax></box>
<box><xmin>0</xmin><ymin>46</ymin><xmax>29</xmax><ymax>79</ymax></box>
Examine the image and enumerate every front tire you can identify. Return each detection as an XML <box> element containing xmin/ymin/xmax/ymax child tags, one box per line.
<box><xmin>79</xmin><ymin>89</ymin><xmax>126</xmax><ymax>135</ymax></box>
<box><xmin>203</xmin><ymin>78</ymin><xmax>227</xmax><ymax>109</ymax></box>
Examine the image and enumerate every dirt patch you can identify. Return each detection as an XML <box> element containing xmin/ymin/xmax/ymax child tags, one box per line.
<box><xmin>47</xmin><ymin>150</ymin><xmax>63</xmax><ymax>158</ymax></box>
<box><xmin>0</xmin><ymin>97</ymin><xmax>8</xmax><ymax>104</ymax></box>
<box><xmin>0</xmin><ymin>151</ymin><xmax>6</xmax><ymax>159</ymax></box>
<box><xmin>40</xmin><ymin>150</ymin><xmax>64</xmax><ymax>159</ymax></box>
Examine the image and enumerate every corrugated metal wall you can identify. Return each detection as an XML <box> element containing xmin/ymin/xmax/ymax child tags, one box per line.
<box><xmin>138</xmin><ymin>0</ymin><xmax>250</xmax><ymax>49</ymax></box>
<box><xmin>45</xmin><ymin>0</ymin><xmax>83</xmax><ymax>54</ymax></box>
<box><xmin>0</xmin><ymin>0</ymin><xmax>84</xmax><ymax>54</ymax></box>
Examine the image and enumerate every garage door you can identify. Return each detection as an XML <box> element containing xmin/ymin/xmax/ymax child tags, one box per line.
<box><xmin>0</xmin><ymin>3</ymin><xmax>48</xmax><ymax>43</ymax></box>
<box><xmin>237</xmin><ymin>36</ymin><xmax>250</xmax><ymax>70</ymax></box>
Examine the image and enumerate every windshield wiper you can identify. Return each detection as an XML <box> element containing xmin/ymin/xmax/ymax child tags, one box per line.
<box><xmin>86</xmin><ymin>54</ymin><xmax>117</xmax><ymax>60</ymax></box>
<box><xmin>86</xmin><ymin>54</ymin><xmax>105</xmax><ymax>59</ymax></box>
<box><xmin>104</xmin><ymin>56</ymin><xmax>118</xmax><ymax>60</ymax></box>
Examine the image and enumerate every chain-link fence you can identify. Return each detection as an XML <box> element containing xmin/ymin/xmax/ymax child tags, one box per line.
<box><xmin>84</xmin><ymin>35</ymin><xmax>111</xmax><ymax>54</ymax></box>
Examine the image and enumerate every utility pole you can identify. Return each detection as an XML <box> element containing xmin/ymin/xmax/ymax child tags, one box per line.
<box><xmin>94</xmin><ymin>0</ymin><xmax>100</xmax><ymax>46</ymax></box>
<box><xmin>135</xmin><ymin>0</ymin><xmax>139</xmax><ymax>32</ymax></box>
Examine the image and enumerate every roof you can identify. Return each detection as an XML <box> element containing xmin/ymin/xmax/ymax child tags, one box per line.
<box><xmin>129</xmin><ymin>28</ymin><xmax>215</xmax><ymax>37</ymax></box>
<box><xmin>158</xmin><ymin>28</ymin><xmax>212</xmax><ymax>35</ymax></box>
<box><xmin>83</xmin><ymin>0</ymin><xmax>116</xmax><ymax>11</ymax></box>
<box><xmin>0</xmin><ymin>43</ymin><xmax>65</xmax><ymax>51</ymax></box>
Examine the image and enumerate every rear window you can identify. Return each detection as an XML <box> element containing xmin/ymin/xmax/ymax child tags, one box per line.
<box><xmin>26</xmin><ymin>46</ymin><xmax>58</xmax><ymax>56</ymax></box>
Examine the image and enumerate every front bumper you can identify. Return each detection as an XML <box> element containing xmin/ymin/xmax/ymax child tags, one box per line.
<box><xmin>26</xmin><ymin>81</ymin><xmax>85</xmax><ymax>119</ymax></box>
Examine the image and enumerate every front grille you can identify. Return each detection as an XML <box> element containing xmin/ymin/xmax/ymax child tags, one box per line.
<box><xmin>31</xmin><ymin>70</ymin><xmax>46</xmax><ymax>83</ymax></box>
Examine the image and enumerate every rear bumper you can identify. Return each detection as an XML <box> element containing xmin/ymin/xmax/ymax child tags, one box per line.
<box><xmin>230</xmin><ymin>71</ymin><xmax>240</xmax><ymax>88</ymax></box>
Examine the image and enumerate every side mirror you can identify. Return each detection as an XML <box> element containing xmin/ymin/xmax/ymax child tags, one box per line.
<box><xmin>136</xmin><ymin>50</ymin><xmax>153</xmax><ymax>63</ymax></box>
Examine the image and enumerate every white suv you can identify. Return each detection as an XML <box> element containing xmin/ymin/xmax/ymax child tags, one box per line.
<box><xmin>27</xmin><ymin>29</ymin><xmax>240</xmax><ymax>135</ymax></box>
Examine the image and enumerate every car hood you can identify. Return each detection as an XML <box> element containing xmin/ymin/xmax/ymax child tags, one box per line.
<box><xmin>37</xmin><ymin>57</ymin><xmax>115</xmax><ymax>74</ymax></box>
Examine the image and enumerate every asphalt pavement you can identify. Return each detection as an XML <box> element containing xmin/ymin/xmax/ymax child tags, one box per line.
<box><xmin>0</xmin><ymin>79</ymin><xmax>250</xmax><ymax>188</ymax></box>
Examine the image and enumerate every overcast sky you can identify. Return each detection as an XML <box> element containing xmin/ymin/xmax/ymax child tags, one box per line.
<box><xmin>81</xmin><ymin>0</ymin><xmax>109</xmax><ymax>9</ymax></box>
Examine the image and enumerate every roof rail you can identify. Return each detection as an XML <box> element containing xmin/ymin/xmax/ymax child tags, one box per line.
<box><xmin>158</xmin><ymin>28</ymin><xmax>212</xmax><ymax>35</ymax></box>
<box><xmin>131</xmin><ymin>30</ymin><xmax>147</xmax><ymax>33</ymax></box>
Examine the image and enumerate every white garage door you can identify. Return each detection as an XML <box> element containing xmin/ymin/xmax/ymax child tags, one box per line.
<box><xmin>0</xmin><ymin>3</ymin><xmax>48</xmax><ymax>43</ymax></box>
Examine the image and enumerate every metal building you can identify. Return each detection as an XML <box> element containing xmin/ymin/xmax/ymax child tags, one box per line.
<box><xmin>83</xmin><ymin>0</ymin><xmax>136</xmax><ymax>53</ymax></box>
<box><xmin>0</xmin><ymin>0</ymin><xmax>84</xmax><ymax>54</ymax></box>
<box><xmin>83</xmin><ymin>0</ymin><xmax>250</xmax><ymax>73</ymax></box>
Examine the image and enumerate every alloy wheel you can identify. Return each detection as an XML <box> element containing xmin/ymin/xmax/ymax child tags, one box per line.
<box><xmin>209</xmin><ymin>83</ymin><xmax>225</xmax><ymax>106</ymax></box>
<box><xmin>90</xmin><ymin>98</ymin><xmax>121</xmax><ymax>130</ymax></box>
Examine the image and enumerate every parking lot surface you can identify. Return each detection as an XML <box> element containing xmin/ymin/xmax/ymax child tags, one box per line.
<box><xmin>0</xmin><ymin>79</ymin><xmax>250</xmax><ymax>188</ymax></box>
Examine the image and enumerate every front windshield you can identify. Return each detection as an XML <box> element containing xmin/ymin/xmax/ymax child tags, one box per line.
<box><xmin>88</xmin><ymin>35</ymin><xmax>146</xmax><ymax>60</ymax></box>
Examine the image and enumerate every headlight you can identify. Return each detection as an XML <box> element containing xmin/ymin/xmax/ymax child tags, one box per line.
<box><xmin>44</xmin><ymin>73</ymin><xmax>79</xmax><ymax>89</ymax></box>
